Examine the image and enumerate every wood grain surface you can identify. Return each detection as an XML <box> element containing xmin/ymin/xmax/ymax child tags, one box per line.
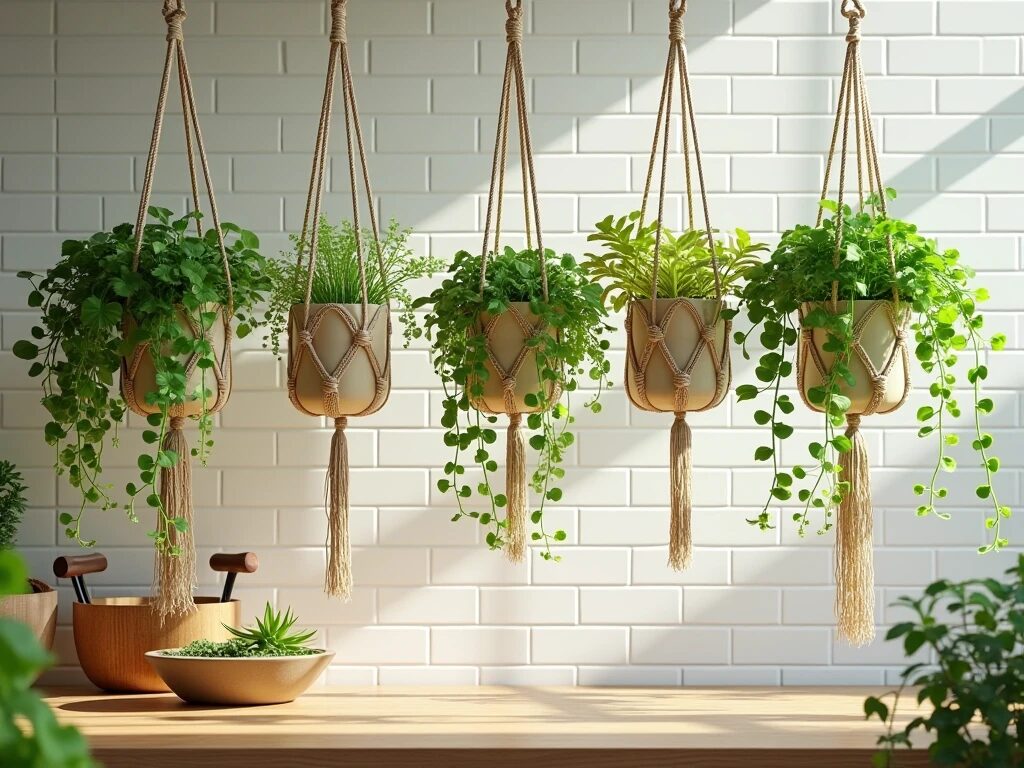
<box><xmin>44</xmin><ymin>686</ymin><xmax>931</xmax><ymax>767</ymax></box>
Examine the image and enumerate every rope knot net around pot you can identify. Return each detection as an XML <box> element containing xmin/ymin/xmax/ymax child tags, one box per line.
<box><xmin>803</xmin><ymin>0</ymin><xmax>910</xmax><ymax>647</ymax></box>
<box><xmin>287</xmin><ymin>4</ymin><xmax>391</xmax><ymax>601</ymax></box>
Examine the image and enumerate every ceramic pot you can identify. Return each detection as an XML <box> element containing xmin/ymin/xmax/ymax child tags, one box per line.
<box><xmin>72</xmin><ymin>596</ymin><xmax>239</xmax><ymax>693</ymax></box>
<box><xmin>469</xmin><ymin>302</ymin><xmax>561</xmax><ymax>414</ymax></box>
<box><xmin>146</xmin><ymin>649</ymin><xmax>335</xmax><ymax>705</ymax></box>
<box><xmin>798</xmin><ymin>300</ymin><xmax>911</xmax><ymax>416</ymax></box>
<box><xmin>121</xmin><ymin>304</ymin><xmax>232</xmax><ymax>418</ymax></box>
<box><xmin>288</xmin><ymin>303</ymin><xmax>391</xmax><ymax>418</ymax></box>
<box><xmin>0</xmin><ymin>579</ymin><xmax>57</xmax><ymax>651</ymax></box>
<box><xmin>625</xmin><ymin>298</ymin><xmax>731</xmax><ymax>413</ymax></box>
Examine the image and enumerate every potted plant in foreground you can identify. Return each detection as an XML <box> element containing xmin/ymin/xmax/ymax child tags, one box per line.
<box><xmin>865</xmin><ymin>556</ymin><xmax>1024</xmax><ymax>767</ymax></box>
<box><xmin>0</xmin><ymin>461</ymin><xmax>57</xmax><ymax>651</ymax></box>
<box><xmin>146</xmin><ymin>602</ymin><xmax>333</xmax><ymax>706</ymax></box>
<box><xmin>16</xmin><ymin>209</ymin><xmax>270</xmax><ymax>619</ymax></box>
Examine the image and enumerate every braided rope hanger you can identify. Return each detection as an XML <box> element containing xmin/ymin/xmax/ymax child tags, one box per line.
<box><xmin>805</xmin><ymin>0</ymin><xmax>911</xmax><ymax>647</ymax></box>
<box><xmin>124</xmin><ymin>0</ymin><xmax>235</xmax><ymax>621</ymax></box>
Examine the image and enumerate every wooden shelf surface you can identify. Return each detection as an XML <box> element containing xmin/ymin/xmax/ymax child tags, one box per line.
<box><xmin>45</xmin><ymin>685</ymin><xmax>930</xmax><ymax>767</ymax></box>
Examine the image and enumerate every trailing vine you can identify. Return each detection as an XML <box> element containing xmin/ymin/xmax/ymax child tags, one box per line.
<box><xmin>14</xmin><ymin>208</ymin><xmax>270</xmax><ymax>552</ymax></box>
<box><xmin>415</xmin><ymin>247</ymin><xmax>612</xmax><ymax>559</ymax></box>
<box><xmin>736</xmin><ymin>191</ymin><xmax>1009</xmax><ymax>552</ymax></box>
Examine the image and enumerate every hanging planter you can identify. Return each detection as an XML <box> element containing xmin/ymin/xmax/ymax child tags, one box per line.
<box><xmin>735</xmin><ymin>0</ymin><xmax>1009</xmax><ymax>646</ymax></box>
<box><xmin>415</xmin><ymin>1</ymin><xmax>613</xmax><ymax>563</ymax></box>
<box><xmin>12</xmin><ymin>1</ymin><xmax>271</xmax><ymax>622</ymax></box>
<box><xmin>584</xmin><ymin>0</ymin><xmax>766</xmax><ymax>570</ymax></box>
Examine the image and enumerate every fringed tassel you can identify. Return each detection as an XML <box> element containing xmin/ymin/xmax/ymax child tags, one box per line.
<box><xmin>505</xmin><ymin>412</ymin><xmax>527</xmax><ymax>563</ymax></box>
<box><xmin>668</xmin><ymin>411</ymin><xmax>693</xmax><ymax>571</ymax></box>
<box><xmin>153</xmin><ymin>415</ymin><xmax>196</xmax><ymax>622</ymax></box>
<box><xmin>836</xmin><ymin>413</ymin><xmax>875</xmax><ymax>646</ymax></box>
<box><xmin>325</xmin><ymin>416</ymin><xmax>352</xmax><ymax>600</ymax></box>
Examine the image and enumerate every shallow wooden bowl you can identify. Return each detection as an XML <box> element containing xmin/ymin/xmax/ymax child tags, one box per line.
<box><xmin>72</xmin><ymin>596</ymin><xmax>239</xmax><ymax>693</ymax></box>
<box><xmin>145</xmin><ymin>649</ymin><xmax>334</xmax><ymax>705</ymax></box>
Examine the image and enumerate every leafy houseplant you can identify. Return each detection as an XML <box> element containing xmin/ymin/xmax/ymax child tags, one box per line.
<box><xmin>865</xmin><ymin>556</ymin><xmax>1024</xmax><ymax>767</ymax></box>
<box><xmin>264</xmin><ymin>217</ymin><xmax>442</xmax><ymax>354</ymax></box>
<box><xmin>15</xmin><ymin>208</ymin><xmax>270</xmax><ymax>554</ymax></box>
<box><xmin>0</xmin><ymin>461</ymin><xmax>26</xmax><ymax>555</ymax></box>
<box><xmin>0</xmin><ymin>550</ymin><xmax>95</xmax><ymax>767</ymax></box>
<box><xmin>736</xmin><ymin>191</ymin><xmax>1008</xmax><ymax>551</ymax></box>
<box><xmin>415</xmin><ymin>247</ymin><xmax>613</xmax><ymax>561</ymax></box>
<box><xmin>584</xmin><ymin>212</ymin><xmax>766</xmax><ymax>311</ymax></box>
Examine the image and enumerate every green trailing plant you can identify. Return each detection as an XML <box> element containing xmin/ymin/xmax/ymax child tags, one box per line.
<box><xmin>0</xmin><ymin>550</ymin><xmax>95</xmax><ymax>767</ymax></box>
<box><xmin>735</xmin><ymin>191</ymin><xmax>1009</xmax><ymax>551</ymax></box>
<box><xmin>414</xmin><ymin>247</ymin><xmax>613</xmax><ymax>560</ymax></box>
<box><xmin>264</xmin><ymin>217</ymin><xmax>443</xmax><ymax>354</ymax></box>
<box><xmin>0</xmin><ymin>462</ymin><xmax>26</xmax><ymax>552</ymax></box>
<box><xmin>584</xmin><ymin>211</ymin><xmax>767</xmax><ymax>309</ymax></box>
<box><xmin>168</xmin><ymin>603</ymin><xmax>318</xmax><ymax>658</ymax></box>
<box><xmin>14</xmin><ymin>207</ymin><xmax>271</xmax><ymax>554</ymax></box>
<box><xmin>865</xmin><ymin>556</ymin><xmax>1024</xmax><ymax>767</ymax></box>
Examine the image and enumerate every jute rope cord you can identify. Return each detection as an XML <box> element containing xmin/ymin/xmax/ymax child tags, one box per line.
<box><xmin>122</xmin><ymin>0</ymin><xmax>233</xmax><ymax>622</ymax></box>
<box><xmin>809</xmin><ymin>0</ymin><xmax>910</xmax><ymax>647</ymax></box>
<box><xmin>629</xmin><ymin>0</ymin><xmax>730</xmax><ymax>571</ymax></box>
<box><xmin>470</xmin><ymin>0</ymin><xmax>554</xmax><ymax>563</ymax></box>
<box><xmin>287</xmin><ymin>0</ymin><xmax>391</xmax><ymax>600</ymax></box>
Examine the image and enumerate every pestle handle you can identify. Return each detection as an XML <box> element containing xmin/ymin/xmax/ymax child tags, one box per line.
<box><xmin>209</xmin><ymin>552</ymin><xmax>259</xmax><ymax>574</ymax></box>
<box><xmin>53</xmin><ymin>553</ymin><xmax>108</xmax><ymax>579</ymax></box>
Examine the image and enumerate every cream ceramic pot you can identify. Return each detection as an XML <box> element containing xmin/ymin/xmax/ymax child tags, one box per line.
<box><xmin>121</xmin><ymin>304</ymin><xmax>231</xmax><ymax>418</ymax></box>
<box><xmin>469</xmin><ymin>302</ymin><xmax>561</xmax><ymax>414</ymax></box>
<box><xmin>288</xmin><ymin>303</ymin><xmax>391</xmax><ymax>418</ymax></box>
<box><xmin>625</xmin><ymin>298</ymin><xmax>731</xmax><ymax>413</ymax></box>
<box><xmin>798</xmin><ymin>299</ymin><xmax>911</xmax><ymax>416</ymax></box>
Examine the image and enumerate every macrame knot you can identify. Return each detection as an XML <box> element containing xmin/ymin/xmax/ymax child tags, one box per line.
<box><xmin>334</xmin><ymin>416</ymin><xmax>348</xmax><ymax>431</ymax></box>
<box><xmin>168</xmin><ymin>415</ymin><xmax>186</xmax><ymax>431</ymax></box>
<box><xmin>505</xmin><ymin>5</ymin><xmax>523</xmax><ymax>44</ymax></box>
<box><xmin>508</xmin><ymin>411</ymin><xmax>522</xmax><ymax>428</ymax></box>
<box><xmin>668</xmin><ymin>9</ymin><xmax>685</xmax><ymax>42</ymax></box>
<box><xmin>846</xmin><ymin>413</ymin><xmax>862</xmax><ymax>430</ymax></box>
<box><xmin>647</xmin><ymin>325</ymin><xmax>665</xmax><ymax>344</ymax></box>
<box><xmin>330</xmin><ymin>0</ymin><xmax>348</xmax><ymax>44</ymax></box>
<box><xmin>299</xmin><ymin>330</ymin><xmax>315</xmax><ymax>348</ymax></box>
<box><xmin>700</xmin><ymin>328</ymin><xmax>716</xmax><ymax>346</ymax></box>
<box><xmin>845</xmin><ymin>14</ymin><xmax>862</xmax><ymax>43</ymax></box>
<box><xmin>502</xmin><ymin>377</ymin><xmax>518</xmax><ymax>395</ymax></box>
<box><xmin>321</xmin><ymin>376</ymin><xmax>340</xmax><ymax>396</ymax></box>
<box><xmin>673</xmin><ymin>372</ymin><xmax>691</xmax><ymax>391</ymax></box>
<box><xmin>163</xmin><ymin>4</ymin><xmax>186</xmax><ymax>41</ymax></box>
<box><xmin>872</xmin><ymin>373</ymin><xmax>888</xmax><ymax>390</ymax></box>
<box><xmin>353</xmin><ymin>330</ymin><xmax>373</xmax><ymax>348</ymax></box>
<box><xmin>895</xmin><ymin>329</ymin><xmax>906</xmax><ymax>342</ymax></box>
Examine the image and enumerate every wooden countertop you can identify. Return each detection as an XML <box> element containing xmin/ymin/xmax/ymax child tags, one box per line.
<box><xmin>46</xmin><ymin>686</ymin><xmax>929</xmax><ymax>767</ymax></box>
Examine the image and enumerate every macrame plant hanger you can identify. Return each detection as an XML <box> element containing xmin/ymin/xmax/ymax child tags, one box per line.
<box><xmin>811</xmin><ymin>0</ymin><xmax>907</xmax><ymax>646</ymax></box>
<box><xmin>121</xmin><ymin>0</ymin><xmax>234</xmax><ymax>621</ymax></box>
<box><xmin>475</xmin><ymin>0</ymin><xmax>549</xmax><ymax>563</ymax></box>
<box><xmin>288</xmin><ymin>0</ymin><xmax>390</xmax><ymax>599</ymax></box>
<box><xmin>633</xmin><ymin>0</ymin><xmax>730</xmax><ymax>571</ymax></box>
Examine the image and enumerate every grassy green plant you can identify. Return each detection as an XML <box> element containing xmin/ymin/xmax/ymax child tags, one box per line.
<box><xmin>167</xmin><ymin>603</ymin><xmax>319</xmax><ymax>658</ymax></box>
<box><xmin>264</xmin><ymin>218</ymin><xmax>443</xmax><ymax>354</ymax></box>
<box><xmin>0</xmin><ymin>462</ymin><xmax>26</xmax><ymax>552</ymax></box>
<box><xmin>865</xmin><ymin>556</ymin><xmax>1024</xmax><ymax>767</ymax></box>
<box><xmin>414</xmin><ymin>247</ymin><xmax>613</xmax><ymax>560</ymax></box>
<box><xmin>0</xmin><ymin>550</ymin><xmax>95</xmax><ymax>767</ymax></box>
<box><xmin>15</xmin><ymin>207</ymin><xmax>271</xmax><ymax>554</ymax></box>
<box><xmin>584</xmin><ymin>211</ymin><xmax>767</xmax><ymax>311</ymax></box>
<box><xmin>736</xmin><ymin>190</ymin><xmax>1009</xmax><ymax>551</ymax></box>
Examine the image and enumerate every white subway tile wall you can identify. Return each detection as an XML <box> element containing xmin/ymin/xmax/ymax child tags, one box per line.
<box><xmin>0</xmin><ymin>0</ymin><xmax>1021</xmax><ymax>686</ymax></box>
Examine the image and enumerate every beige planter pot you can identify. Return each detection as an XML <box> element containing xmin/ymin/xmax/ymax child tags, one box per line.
<box><xmin>72</xmin><ymin>596</ymin><xmax>240</xmax><ymax>693</ymax></box>
<box><xmin>0</xmin><ymin>579</ymin><xmax>57</xmax><ymax>651</ymax></box>
<box><xmin>121</xmin><ymin>304</ymin><xmax>232</xmax><ymax>418</ymax></box>
<box><xmin>625</xmin><ymin>298</ymin><xmax>731</xmax><ymax>414</ymax></box>
<box><xmin>146</xmin><ymin>649</ymin><xmax>334</xmax><ymax>706</ymax></box>
<box><xmin>288</xmin><ymin>303</ymin><xmax>391</xmax><ymax>418</ymax></box>
<box><xmin>798</xmin><ymin>300</ymin><xmax>911</xmax><ymax>416</ymax></box>
<box><xmin>469</xmin><ymin>302</ymin><xmax>561</xmax><ymax>414</ymax></box>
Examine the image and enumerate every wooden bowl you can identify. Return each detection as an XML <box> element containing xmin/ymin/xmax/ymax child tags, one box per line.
<box><xmin>0</xmin><ymin>579</ymin><xmax>57</xmax><ymax>651</ymax></box>
<box><xmin>146</xmin><ymin>649</ymin><xmax>334</xmax><ymax>705</ymax></box>
<box><xmin>72</xmin><ymin>597</ymin><xmax>239</xmax><ymax>693</ymax></box>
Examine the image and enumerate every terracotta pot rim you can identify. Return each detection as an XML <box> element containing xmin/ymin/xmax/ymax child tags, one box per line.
<box><xmin>146</xmin><ymin>649</ymin><xmax>333</xmax><ymax>661</ymax></box>
<box><xmin>289</xmin><ymin>302</ymin><xmax>389</xmax><ymax>310</ymax></box>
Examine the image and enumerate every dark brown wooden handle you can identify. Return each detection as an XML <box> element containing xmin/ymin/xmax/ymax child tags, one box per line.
<box><xmin>209</xmin><ymin>552</ymin><xmax>258</xmax><ymax>574</ymax></box>
<box><xmin>53</xmin><ymin>553</ymin><xmax>108</xmax><ymax>578</ymax></box>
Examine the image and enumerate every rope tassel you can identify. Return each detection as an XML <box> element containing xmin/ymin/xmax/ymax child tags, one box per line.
<box><xmin>325</xmin><ymin>416</ymin><xmax>352</xmax><ymax>600</ymax></box>
<box><xmin>505</xmin><ymin>412</ymin><xmax>527</xmax><ymax>563</ymax></box>
<box><xmin>835</xmin><ymin>414</ymin><xmax>874</xmax><ymax>646</ymax></box>
<box><xmin>154</xmin><ymin>416</ymin><xmax>197</xmax><ymax>622</ymax></box>
<box><xmin>668</xmin><ymin>411</ymin><xmax>693</xmax><ymax>571</ymax></box>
